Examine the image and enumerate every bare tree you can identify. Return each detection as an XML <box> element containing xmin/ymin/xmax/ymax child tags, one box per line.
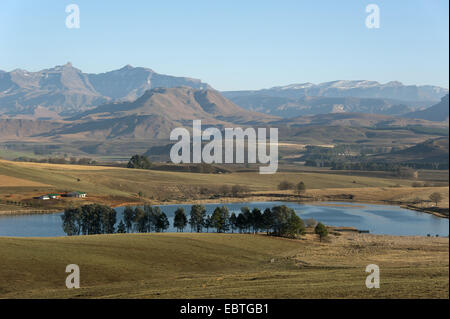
<box><xmin>429</xmin><ymin>192</ymin><xmax>443</xmax><ymax>206</ymax></box>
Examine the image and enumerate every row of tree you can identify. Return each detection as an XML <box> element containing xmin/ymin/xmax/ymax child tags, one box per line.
<box><xmin>62</xmin><ymin>204</ymin><xmax>325</xmax><ymax>239</ymax></box>
<box><xmin>121</xmin><ymin>205</ymin><xmax>169</xmax><ymax>233</ymax></box>
<box><xmin>61</xmin><ymin>204</ymin><xmax>117</xmax><ymax>236</ymax></box>
<box><xmin>14</xmin><ymin>156</ymin><xmax>96</xmax><ymax>165</ymax></box>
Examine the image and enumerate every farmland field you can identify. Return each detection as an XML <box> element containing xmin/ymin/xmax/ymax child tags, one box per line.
<box><xmin>2</xmin><ymin>159</ymin><xmax>448</xmax><ymax>212</ymax></box>
<box><xmin>0</xmin><ymin>232</ymin><xmax>448</xmax><ymax>299</ymax></box>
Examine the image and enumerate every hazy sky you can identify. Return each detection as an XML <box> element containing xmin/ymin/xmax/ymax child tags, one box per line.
<box><xmin>1</xmin><ymin>0</ymin><xmax>448</xmax><ymax>90</ymax></box>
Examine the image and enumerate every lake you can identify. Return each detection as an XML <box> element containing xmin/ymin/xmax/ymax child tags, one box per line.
<box><xmin>0</xmin><ymin>201</ymin><xmax>448</xmax><ymax>237</ymax></box>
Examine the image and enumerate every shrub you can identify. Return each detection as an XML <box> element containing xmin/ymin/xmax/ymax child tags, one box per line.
<box><xmin>127</xmin><ymin>154</ymin><xmax>152</xmax><ymax>169</ymax></box>
<box><xmin>314</xmin><ymin>222</ymin><xmax>328</xmax><ymax>242</ymax></box>
<box><xmin>278</xmin><ymin>180</ymin><xmax>294</xmax><ymax>190</ymax></box>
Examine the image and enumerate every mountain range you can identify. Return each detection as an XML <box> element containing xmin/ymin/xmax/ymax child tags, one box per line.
<box><xmin>222</xmin><ymin>95</ymin><xmax>428</xmax><ymax>118</ymax></box>
<box><xmin>0</xmin><ymin>91</ymin><xmax>445</xmax><ymax>143</ymax></box>
<box><xmin>1</xmin><ymin>64</ymin><xmax>448</xmax><ymax>120</ymax></box>
<box><xmin>222</xmin><ymin>81</ymin><xmax>448</xmax><ymax>118</ymax></box>
<box><xmin>0</xmin><ymin>64</ymin><xmax>448</xmax><ymax>145</ymax></box>
<box><xmin>0</xmin><ymin>63</ymin><xmax>210</xmax><ymax>116</ymax></box>
<box><xmin>223</xmin><ymin>80</ymin><xmax>447</xmax><ymax>101</ymax></box>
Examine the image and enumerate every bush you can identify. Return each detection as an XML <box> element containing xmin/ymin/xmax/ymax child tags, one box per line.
<box><xmin>219</xmin><ymin>185</ymin><xmax>232</xmax><ymax>196</ymax></box>
<box><xmin>127</xmin><ymin>154</ymin><xmax>152</xmax><ymax>169</ymax></box>
<box><xmin>296</xmin><ymin>181</ymin><xmax>306</xmax><ymax>194</ymax></box>
<box><xmin>278</xmin><ymin>180</ymin><xmax>294</xmax><ymax>190</ymax></box>
<box><xmin>231</xmin><ymin>185</ymin><xmax>249</xmax><ymax>196</ymax></box>
<box><xmin>314</xmin><ymin>222</ymin><xmax>328</xmax><ymax>242</ymax></box>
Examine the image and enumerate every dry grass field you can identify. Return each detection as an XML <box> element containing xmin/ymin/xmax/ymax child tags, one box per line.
<box><xmin>306</xmin><ymin>186</ymin><xmax>449</xmax><ymax>208</ymax></box>
<box><xmin>0</xmin><ymin>174</ymin><xmax>51</xmax><ymax>187</ymax></box>
<box><xmin>0</xmin><ymin>159</ymin><xmax>448</xmax><ymax>299</ymax></box>
<box><xmin>2</xmin><ymin>159</ymin><xmax>448</xmax><ymax>213</ymax></box>
<box><xmin>0</xmin><ymin>232</ymin><xmax>447</xmax><ymax>299</ymax></box>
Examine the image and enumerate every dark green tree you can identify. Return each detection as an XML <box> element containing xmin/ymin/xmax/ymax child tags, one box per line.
<box><xmin>150</xmin><ymin>206</ymin><xmax>166</xmax><ymax>232</ymax></box>
<box><xmin>211</xmin><ymin>206</ymin><xmax>230</xmax><ymax>233</ymax></box>
<box><xmin>251</xmin><ymin>208</ymin><xmax>262</xmax><ymax>233</ymax></box>
<box><xmin>271</xmin><ymin>205</ymin><xmax>300</xmax><ymax>237</ymax></box>
<box><xmin>229</xmin><ymin>213</ymin><xmax>237</xmax><ymax>233</ymax></box>
<box><xmin>236</xmin><ymin>213</ymin><xmax>247</xmax><ymax>233</ymax></box>
<box><xmin>145</xmin><ymin>205</ymin><xmax>157</xmax><ymax>232</ymax></box>
<box><xmin>74</xmin><ymin>204</ymin><xmax>116</xmax><ymax>235</ymax></box>
<box><xmin>61</xmin><ymin>207</ymin><xmax>81</xmax><ymax>236</ymax></box>
<box><xmin>101</xmin><ymin>206</ymin><xmax>117</xmax><ymax>234</ymax></box>
<box><xmin>134</xmin><ymin>207</ymin><xmax>147</xmax><ymax>233</ymax></box>
<box><xmin>173</xmin><ymin>207</ymin><xmax>188</xmax><ymax>232</ymax></box>
<box><xmin>262</xmin><ymin>208</ymin><xmax>275</xmax><ymax>234</ymax></box>
<box><xmin>240</xmin><ymin>207</ymin><xmax>252</xmax><ymax>233</ymax></box>
<box><xmin>271</xmin><ymin>205</ymin><xmax>289</xmax><ymax>236</ymax></box>
<box><xmin>315</xmin><ymin>222</ymin><xmax>328</xmax><ymax>242</ymax></box>
<box><xmin>156</xmin><ymin>212</ymin><xmax>170</xmax><ymax>232</ymax></box>
<box><xmin>123</xmin><ymin>206</ymin><xmax>135</xmax><ymax>233</ymax></box>
<box><xmin>117</xmin><ymin>220</ymin><xmax>126</xmax><ymax>233</ymax></box>
<box><xmin>204</xmin><ymin>215</ymin><xmax>213</xmax><ymax>233</ymax></box>
<box><xmin>189</xmin><ymin>205</ymin><xmax>206</xmax><ymax>232</ymax></box>
<box><xmin>82</xmin><ymin>204</ymin><xmax>102</xmax><ymax>235</ymax></box>
<box><xmin>285</xmin><ymin>212</ymin><xmax>305</xmax><ymax>238</ymax></box>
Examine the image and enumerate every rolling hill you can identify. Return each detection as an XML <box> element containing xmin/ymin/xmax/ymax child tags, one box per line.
<box><xmin>271</xmin><ymin>113</ymin><xmax>448</xmax><ymax>145</ymax></box>
<box><xmin>0</xmin><ymin>233</ymin><xmax>447</xmax><ymax>298</ymax></box>
<box><xmin>372</xmin><ymin>137</ymin><xmax>449</xmax><ymax>166</ymax></box>
<box><xmin>23</xmin><ymin>87</ymin><xmax>277</xmax><ymax>140</ymax></box>
<box><xmin>69</xmin><ymin>87</ymin><xmax>274</xmax><ymax>124</ymax></box>
<box><xmin>0</xmin><ymin>118</ymin><xmax>63</xmax><ymax>140</ymax></box>
<box><xmin>404</xmin><ymin>94</ymin><xmax>449</xmax><ymax>122</ymax></box>
<box><xmin>275</xmin><ymin>112</ymin><xmax>449</xmax><ymax>128</ymax></box>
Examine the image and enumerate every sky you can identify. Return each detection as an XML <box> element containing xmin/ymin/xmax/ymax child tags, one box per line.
<box><xmin>0</xmin><ymin>0</ymin><xmax>448</xmax><ymax>91</ymax></box>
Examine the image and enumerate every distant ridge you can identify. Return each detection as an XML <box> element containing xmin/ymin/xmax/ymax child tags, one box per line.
<box><xmin>223</xmin><ymin>80</ymin><xmax>448</xmax><ymax>118</ymax></box>
<box><xmin>224</xmin><ymin>80</ymin><xmax>448</xmax><ymax>101</ymax></box>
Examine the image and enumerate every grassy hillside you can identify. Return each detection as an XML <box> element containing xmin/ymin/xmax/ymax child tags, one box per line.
<box><xmin>382</xmin><ymin>137</ymin><xmax>449</xmax><ymax>164</ymax></box>
<box><xmin>0</xmin><ymin>159</ymin><xmax>422</xmax><ymax>210</ymax></box>
<box><xmin>0</xmin><ymin>233</ymin><xmax>447</xmax><ymax>298</ymax></box>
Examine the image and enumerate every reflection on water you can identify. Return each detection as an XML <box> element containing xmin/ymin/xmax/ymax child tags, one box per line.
<box><xmin>0</xmin><ymin>201</ymin><xmax>448</xmax><ymax>237</ymax></box>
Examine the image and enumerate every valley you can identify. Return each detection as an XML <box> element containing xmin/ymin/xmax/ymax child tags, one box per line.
<box><xmin>0</xmin><ymin>64</ymin><xmax>448</xmax><ymax>301</ymax></box>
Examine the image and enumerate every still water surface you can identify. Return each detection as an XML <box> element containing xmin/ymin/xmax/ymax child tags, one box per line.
<box><xmin>0</xmin><ymin>201</ymin><xmax>448</xmax><ymax>237</ymax></box>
